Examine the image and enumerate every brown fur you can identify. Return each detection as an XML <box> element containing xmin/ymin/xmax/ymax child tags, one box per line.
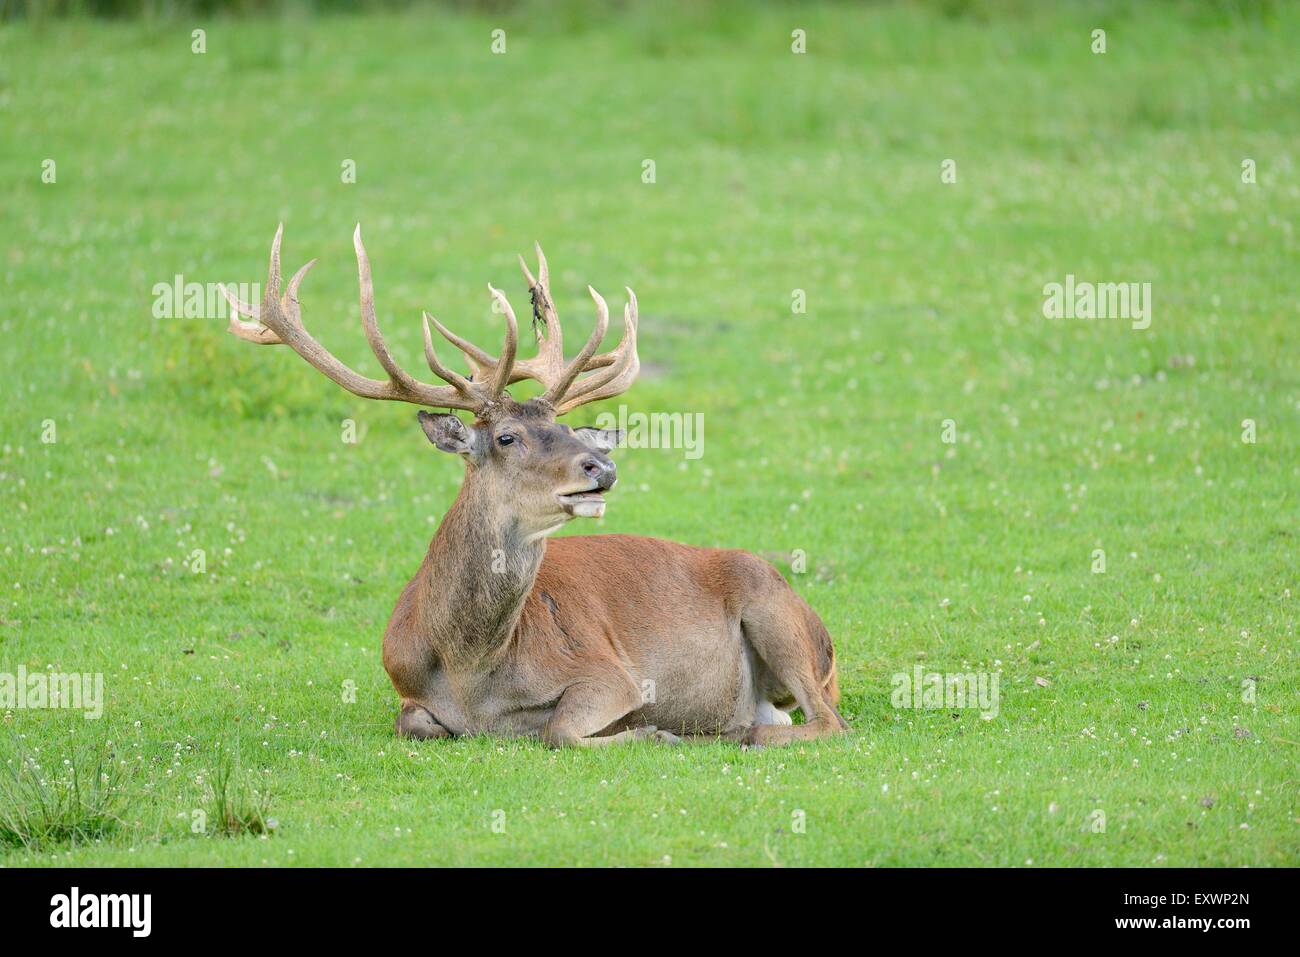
<box><xmin>383</xmin><ymin>399</ymin><xmax>848</xmax><ymax>748</ymax></box>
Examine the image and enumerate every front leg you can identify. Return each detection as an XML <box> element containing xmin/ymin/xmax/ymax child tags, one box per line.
<box><xmin>541</xmin><ymin>675</ymin><xmax>674</xmax><ymax>748</ymax></box>
<box><xmin>395</xmin><ymin>700</ymin><xmax>451</xmax><ymax>740</ymax></box>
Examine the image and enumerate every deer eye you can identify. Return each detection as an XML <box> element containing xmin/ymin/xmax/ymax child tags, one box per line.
<box><xmin>496</xmin><ymin>434</ymin><xmax>516</xmax><ymax>447</ymax></box>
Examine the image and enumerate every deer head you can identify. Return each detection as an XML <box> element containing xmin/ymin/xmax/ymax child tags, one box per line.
<box><xmin>220</xmin><ymin>226</ymin><xmax>640</xmax><ymax>538</ymax></box>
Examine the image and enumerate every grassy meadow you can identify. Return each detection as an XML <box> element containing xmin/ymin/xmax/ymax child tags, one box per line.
<box><xmin>0</xmin><ymin>0</ymin><xmax>1297</xmax><ymax>866</ymax></box>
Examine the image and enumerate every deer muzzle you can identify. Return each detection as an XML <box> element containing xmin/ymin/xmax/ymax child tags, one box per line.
<box><xmin>558</xmin><ymin>456</ymin><xmax>616</xmax><ymax>518</ymax></box>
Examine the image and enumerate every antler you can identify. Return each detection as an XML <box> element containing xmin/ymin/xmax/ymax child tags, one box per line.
<box><xmin>220</xmin><ymin>225</ymin><xmax>517</xmax><ymax>414</ymax></box>
<box><xmin>425</xmin><ymin>242</ymin><xmax>639</xmax><ymax>415</ymax></box>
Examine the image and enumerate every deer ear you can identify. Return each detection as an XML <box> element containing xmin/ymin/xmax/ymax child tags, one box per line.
<box><xmin>418</xmin><ymin>411</ymin><xmax>478</xmax><ymax>457</ymax></box>
<box><xmin>573</xmin><ymin>427</ymin><xmax>624</xmax><ymax>453</ymax></box>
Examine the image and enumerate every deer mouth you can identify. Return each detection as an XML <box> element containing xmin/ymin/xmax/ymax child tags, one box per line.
<box><xmin>557</xmin><ymin>488</ymin><xmax>606</xmax><ymax>518</ymax></box>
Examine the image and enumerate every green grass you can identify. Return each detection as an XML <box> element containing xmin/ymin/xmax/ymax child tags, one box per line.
<box><xmin>0</xmin><ymin>0</ymin><xmax>1296</xmax><ymax>866</ymax></box>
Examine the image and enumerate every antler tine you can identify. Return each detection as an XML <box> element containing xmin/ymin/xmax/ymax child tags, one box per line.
<box><xmin>555</xmin><ymin>291</ymin><xmax>639</xmax><ymax>413</ymax></box>
<box><xmin>267</xmin><ymin>222</ymin><xmax>284</xmax><ymax>301</ymax></box>
<box><xmin>519</xmin><ymin>242</ymin><xmax>565</xmax><ymax>379</ymax></box>
<box><xmin>486</xmin><ymin>284</ymin><xmax>519</xmax><ymax>398</ymax></box>
<box><xmin>535</xmin><ymin>241</ymin><xmax>550</xmax><ymax>288</ymax></box>
<box><xmin>517</xmin><ymin>252</ymin><xmax>537</xmax><ymax>289</ymax></box>
<box><xmin>421</xmin><ymin>312</ymin><xmax>476</xmax><ymax>399</ymax></box>
<box><xmin>354</xmin><ymin>225</ymin><xmax>430</xmax><ymax>397</ymax></box>
<box><xmin>284</xmin><ymin>258</ymin><xmax>317</xmax><ymax>310</ymax></box>
<box><xmin>223</xmin><ymin>225</ymin><xmax>483</xmax><ymax>413</ymax></box>
<box><xmin>219</xmin><ymin>282</ymin><xmax>280</xmax><ymax>343</ymax></box>
<box><xmin>426</xmin><ymin>315</ymin><xmax>495</xmax><ymax>380</ymax></box>
<box><xmin>221</xmin><ymin>222</ymin><xmax>289</xmax><ymax>343</ymax></box>
<box><xmin>541</xmin><ymin>285</ymin><xmax>609</xmax><ymax>406</ymax></box>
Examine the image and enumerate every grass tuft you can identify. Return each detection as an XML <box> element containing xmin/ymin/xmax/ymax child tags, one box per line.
<box><xmin>0</xmin><ymin>744</ymin><xmax>129</xmax><ymax>851</ymax></box>
<box><xmin>205</xmin><ymin>752</ymin><xmax>276</xmax><ymax>838</ymax></box>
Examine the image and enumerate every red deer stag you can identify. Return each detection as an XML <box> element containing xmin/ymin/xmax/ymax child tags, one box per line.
<box><xmin>221</xmin><ymin>226</ymin><xmax>847</xmax><ymax>747</ymax></box>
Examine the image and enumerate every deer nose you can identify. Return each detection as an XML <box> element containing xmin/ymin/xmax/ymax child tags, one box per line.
<box><xmin>580</xmin><ymin>456</ymin><xmax>617</xmax><ymax>490</ymax></box>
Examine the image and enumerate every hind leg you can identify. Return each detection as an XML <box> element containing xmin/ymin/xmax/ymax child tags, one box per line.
<box><xmin>742</xmin><ymin>679</ymin><xmax>844</xmax><ymax>745</ymax></box>
<box><xmin>742</xmin><ymin>658</ymin><xmax>845</xmax><ymax>744</ymax></box>
<box><xmin>734</xmin><ymin>560</ymin><xmax>848</xmax><ymax>746</ymax></box>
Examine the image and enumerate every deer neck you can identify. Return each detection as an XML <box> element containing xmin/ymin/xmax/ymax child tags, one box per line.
<box><xmin>418</xmin><ymin>475</ymin><xmax>545</xmax><ymax>663</ymax></box>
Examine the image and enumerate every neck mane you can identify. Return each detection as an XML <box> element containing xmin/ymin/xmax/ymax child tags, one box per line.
<box><xmin>417</xmin><ymin>474</ymin><xmax>545</xmax><ymax>663</ymax></box>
